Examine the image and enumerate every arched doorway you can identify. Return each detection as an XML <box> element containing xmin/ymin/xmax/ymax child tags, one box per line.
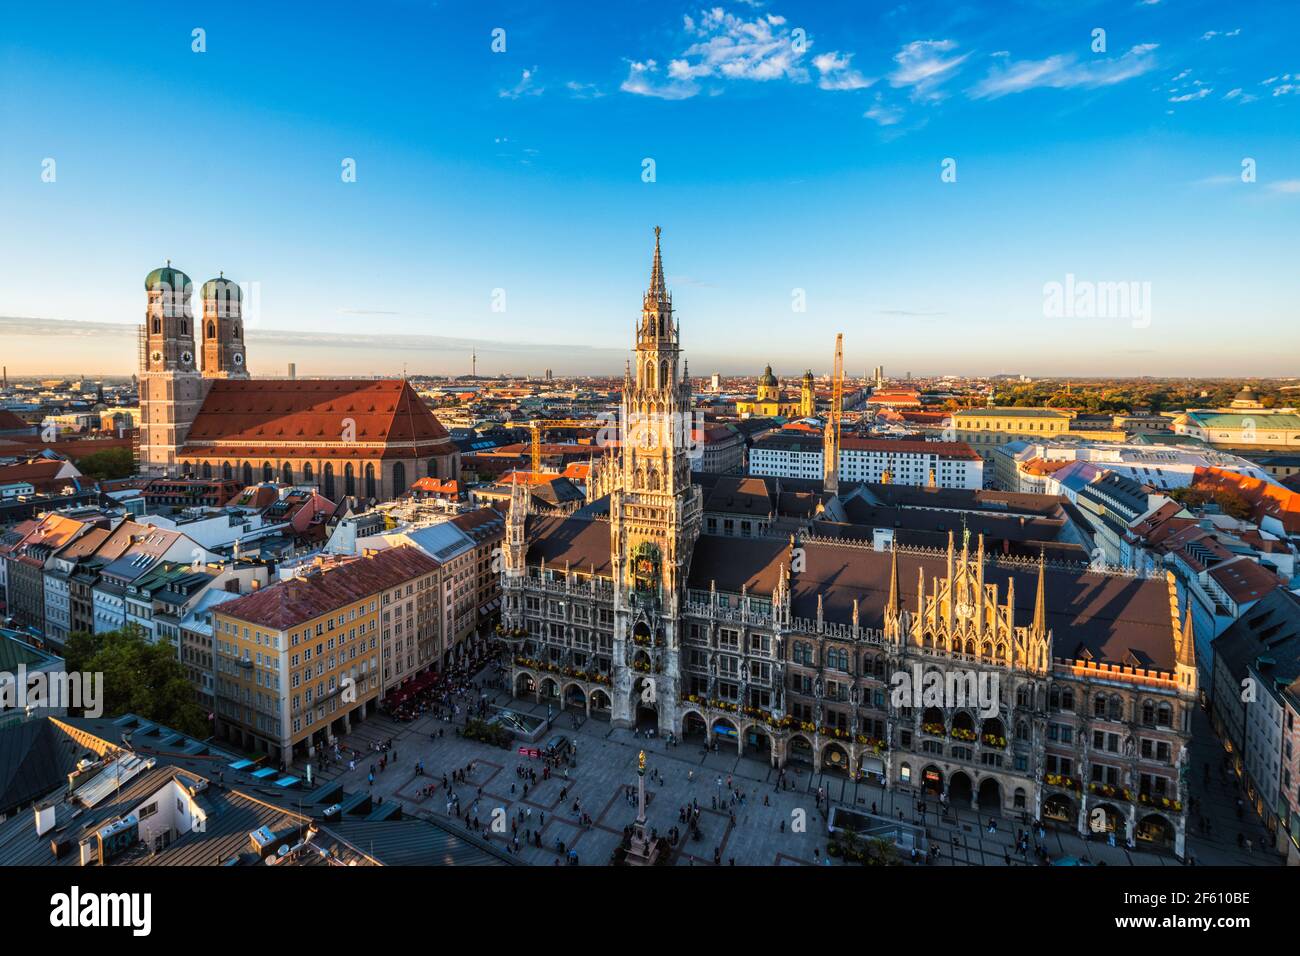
<box><xmin>949</xmin><ymin>771</ymin><xmax>974</xmax><ymax>805</ymax></box>
<box><xmin>682</xmin><ymin>711</ymin><xmax>706</xmax><ymax>740</ymax></box>
<box><xmin>787</xmin><ymin>734</ymin><xmax>814</xmax><ymax>768</ymax></box>
<box><xmin>977</xmin><ymin>777</ymin><xmax>1002</xmax><ymax>814</ymax></box>
<box><xmin>563</xmin><ymin>683</ymin><xmax>586</xmax><ymax>713</ymax></box>
<box><xmin>514</xmin><ymin>672</ymin><xmax>536</xmax><ymax>697</ymax></box>
<box><xmin>821</xmin><ymin>741</ymin><xmax>850</xmax><ymax>775</ymax></box>
<box><xmin>711</xmin><ymin>717</ymin><xmax>738</xmax><ymax>748</ymax></box>
<box><xmin>1043</xmin><ymin>793</ymin><xmax>1074</xmax><ymax>826</ymax></box>
<box><xmin>538</xmin><ymin>677</ymin><xmax>559</xmax><ymax>704</ymax></box>
<box><xmin>632</xmin><ymin>676</ymin><xmax>657</xmax><ymax>730</ymax></box>
<box><xmin>744</xmin><ymin>726</ymin><xmax>772</xmax><ymax>760</ymax></box>
<box><xmin>1136</xmin><ymin>814</ymin><xmax>1175</xmax><ymax>851</ymax></box>
<box><xmin>589</xmin><ymin>689</ymin><xmax>611</xmax><ymax>721</ymax></box>
<box><xmin>921</xmin><ymin>764</ymin><xmax>944</xmax><ymax>797</ymax></box>
<box><xmin>1088</xmin><ymin>803</ymin><xmax>1123</xmax><ymax>836</ymax></box>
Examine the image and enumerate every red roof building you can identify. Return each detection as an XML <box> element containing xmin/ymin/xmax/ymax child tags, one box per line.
<box><xmin>1192</xmin><ymin>466</ymin><xmax>1300</xmax><ymax>535</ymax></box>
<box><xmin>175</xmin><ymin>379</ymin><xmax>459</xmax><ymax>504</ymax></box>
<box><xmin>217</xmin><ymin>545</ymin><xmax>441</xmax><ymax>632</ymax></box>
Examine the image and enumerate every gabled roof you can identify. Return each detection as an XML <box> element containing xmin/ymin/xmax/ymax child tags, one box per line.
<box><xmin>217</xmin><ymin>546</ymin><xmax>440</xmax><ymax>630</ymax></box>
<box><xmin>683</xmin><ymin>536</ymin><xmax>1180</xmax><ymax>671</ymax></box>
<box><xmin>0</xmin><ymin>720</ymin><xmax>86</xmax><ymax>816</ymax></box>
<box><xmin>180</xmin><ymin>379</ymin><xmax>453</xmax><ymax>458</ymax></box>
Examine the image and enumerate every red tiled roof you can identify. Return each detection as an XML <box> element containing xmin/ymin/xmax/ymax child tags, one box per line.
<box><xmin>0</xmin><ymin>460</ymin><xmax>77</xmax><ymax>486</ymax></box>
<box><xmin>1020</xmin><ymin>457</ymin><xmax>1072</xmax><ymax>477</ymax></box>
<box><xmin>0</xmin><ymin>410</ymin><xmax>35</xmax><ymax>432</ymax></box>
<box><xmin>180</xmin><ymin>380</ymin><xmax>453</xmax><ymax>459</ymax></box>
<box><xmin>216</xmin><ymin>546</ymin><xmax>441</xmax><ymax>630</ymax></box>
<box><xmin>1193</xmin><ymin>466</ymin><xmax>1300</xmax><ymax>534</ymax></box>
<box><xmin>1209</xmin><ymin>558</ymin><xmax>1281</xmax><ymax>606</ymax></box>
<box><xmin>410</xmin><ymin>477</ymin><xmax>460</xmax><ymax>494</ymax></box>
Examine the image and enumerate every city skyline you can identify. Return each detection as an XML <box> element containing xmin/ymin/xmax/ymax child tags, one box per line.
<box><xmin>3</xmin><ymin>0</ymin><xmax>1298</xmax><ymax>377</ymax></box>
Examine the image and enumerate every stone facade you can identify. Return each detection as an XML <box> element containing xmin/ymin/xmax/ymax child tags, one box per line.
<box><xmin>501</xmin><ymin>229</ymin><xmax>1197</xmax><ymax>858</ymax></box>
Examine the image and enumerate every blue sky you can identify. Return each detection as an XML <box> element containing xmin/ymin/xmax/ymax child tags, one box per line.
<box><xmin>2</xmin><ymin>0</ymin><xmax>1297</xmax><ymax>378</ymax></box>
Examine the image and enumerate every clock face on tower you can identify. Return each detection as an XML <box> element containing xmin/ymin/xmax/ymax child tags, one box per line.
<box><xmin>150</xmin><ymin>350</ymin><xmax>163</xmax><ymax>366</ymax></box>
<box><xmin>232</xmin><ymin>352</ymin><xmax>244</xmax><ymax>365</ymax></box>
<box><xmin>180</xmin><ymin>350</ymin><xmax>193</xmax><ymax>366</ymax></box>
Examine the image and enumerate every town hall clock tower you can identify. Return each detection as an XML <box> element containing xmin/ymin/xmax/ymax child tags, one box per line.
<box><xmin>609</xmin><ymin>228</ymin><xmax>703</xmax><ymax>733</ymax></box>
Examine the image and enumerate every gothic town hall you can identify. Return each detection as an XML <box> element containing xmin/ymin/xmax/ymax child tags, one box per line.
<box><xmin>502</xmin><ymin>229</ymin><xmax>1198</xmax><ymax>858</ymax></box>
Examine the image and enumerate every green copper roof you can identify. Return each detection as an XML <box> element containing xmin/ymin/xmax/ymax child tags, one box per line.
<box><xmin>201</xmin><ymin>274</ymin><xmax>241</xmax><ymax>299</ymax></box>
<box><xmin>144</xmin><ymin>263</ymin><xmax>192</xmax><ymax>292</ymax></box>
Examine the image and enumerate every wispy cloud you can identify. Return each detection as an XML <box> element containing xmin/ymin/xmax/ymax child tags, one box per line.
<box><xmin>499</xmin><ymin>67</ymin><xmax>542</xmax><ymax>99</ymax></box>
<box><xmin>967</xmin><ymin>43</ymin><xmax>1158</xmax><ymax>99</ymax></box>
<box><xmin>1201</xmin><ymin>28</ymin><xmax>1241</xmax><ymax>40</ymax></box>
<box><xmin>565</xmin><ymin>80</ymin><xmax>604</xmax><ymax>99</ymax></box>
<box><xmin>863</xmin><ymin>93</ymin><xmax>903</xmax><ymax>126</ymax></box>
<box><xmin>1269</xmin><ymin>179</ymin><xmax>1300</xmax><ymax>194</ymax></box>
<box><xmin>813</xmin><ymin>51</ymin><xmax>873</xmax><ymax>91</ymax></box>
<box><xmin>889</xmin><ymin>39</ymin><xmax>969</xmax><ymax>101</ymax></box>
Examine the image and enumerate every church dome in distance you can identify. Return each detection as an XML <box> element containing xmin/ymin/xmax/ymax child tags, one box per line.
<box><xmin>201</xmin><ymin>273</ymin><xmax>241</xmax><ymax>300</ymax></box>
<box><xmin>144</xmin><ymin>262</ymin><xmax>191</xmax><ymax>292</ymax></box>
<box><xmin>759</xmin><ymin>364</ymin><xmax>777</xmax><ymax>386</ymax></box>
<box><xmin>1234</xmin><ymin>385</ymin><xmax>1257</xmax><ymax>402</ymax></box>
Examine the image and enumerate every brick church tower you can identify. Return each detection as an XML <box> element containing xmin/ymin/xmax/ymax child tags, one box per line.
<box><xmin>138</xmin><ymin>263</ymin><xmax>208</xmax><ymax>475</ymax></box>
<box><xmin>200</xmin><ymin>273</ymin><xmax>250</xmax><ymax>380</ymax></box>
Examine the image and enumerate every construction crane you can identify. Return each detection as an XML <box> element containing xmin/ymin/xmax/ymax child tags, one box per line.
<box><xmin>528</xmin><ymin>418</ymin><xmax>608</xmax><ymax>475</ymax></box>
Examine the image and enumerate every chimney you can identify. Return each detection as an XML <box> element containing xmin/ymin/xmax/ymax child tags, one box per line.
<box><xmin>35</xmin><ymin>803</ymin><xmax>56</xmax><ymax>836</ymax></box>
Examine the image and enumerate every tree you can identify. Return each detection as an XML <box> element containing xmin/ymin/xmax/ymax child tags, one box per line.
<box><xmin>75</xmin><ymin>447</ymin><xmax>135</xmax><ymax>480</ymax></box>
<box><xmin>63</xmin><ymin>627</ymin><xmax>208</xmax><ymax>736</ymax></box>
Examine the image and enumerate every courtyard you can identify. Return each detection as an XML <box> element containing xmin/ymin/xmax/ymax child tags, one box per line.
<box><xmin>294</xmin><ymin>659</ymin><xmax>1282</xmax><ymax>867</ymax></box>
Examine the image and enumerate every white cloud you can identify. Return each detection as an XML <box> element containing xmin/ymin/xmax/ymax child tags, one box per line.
<box><xmin>967</xmin><ymin>43</ymin><xmax>1159</xmax><ymax>99</ymax></box>
<box><xmin>863</xmin><ymin>93</ymin><xmax>903</xmax><ymax>125</ymax></box>
<box><xmin>1201</xmin><ymin>28</ymin><xmax>1241</xmax><ymax>40</ymax></box>
<box><xmin>889</xmin><ymin>39</ymin><xmax>969</xmax><ymax>100</ymax></box>
<box><xmin>1169</xmin><ymin>87</ymin><xmax>1212</xmax><ymax>102</ymax></box>
<box><xmin>1268</xmin><ymin>180</ymin><xmax>1300</xmax><ymax>194</ymax></box>
<box><xmin>813</xmin><ymin>50</ymin><xmax>874</xmax><ymax>90</ymax></box>
<box><xmin>620</xmin><ymin>59</ymin><xmax>698</xmax><ymax>99</ymax></box>
<box><xmin>500</xmin><ymin>68</ymin><xmax>542</xmax><ymax>99</ymax></box>
<box><xmin>622</xmin><ymin>7</ymin><xmax>813</xmax><ymax>99</ymax></box>
<box><xmin>565</xmin><ymin>81</ymin><xmax>604</xmax><ymax>99</ymax></box>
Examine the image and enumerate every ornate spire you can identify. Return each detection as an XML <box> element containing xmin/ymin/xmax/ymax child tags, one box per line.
<box><xmin>649</xmin><ymin>225</ymin><xmax>665</xmax><ymax>299</ymax></box>
<box><xmin>1178</xmin><ymin>607</ymin><xmax>1196</xmax><ymax>669</ymax></box>
<box><xmin>1033</xmin><ymin>548</ymin><xmax>1047</xmax><ymax>636</ymax></box>
<box><xmin>886</xmin><ymin>541</ymin><xmax>900</xmax><ymax>617</ymax></box>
